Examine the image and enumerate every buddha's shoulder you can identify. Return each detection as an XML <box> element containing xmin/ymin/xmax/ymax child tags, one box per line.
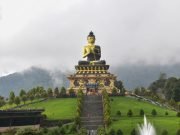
<box><xmin>95</xmin><ymin>45</ymin><xmax>100</xmax><ymax>47</ymax></box>
<box><xmin>83</xmin><ymin>45</ymin><xmax>100</xmax><ymax>48</ymax></box>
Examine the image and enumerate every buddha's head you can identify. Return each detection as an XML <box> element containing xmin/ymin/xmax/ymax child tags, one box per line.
<box><xmin>87</xmin><ymin>31</ymin><xmax>95</xmax><ymax>44</ymax></box>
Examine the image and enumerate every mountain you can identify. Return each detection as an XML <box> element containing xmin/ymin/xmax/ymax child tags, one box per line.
<box><xmin>0</xmin><ymin>64</ymin><xmax>180</xmax><ymax>97</ymax></box>
<box><xmin>112</xmin><ymin>64</ymin><xmax>180</xmax><ymax>90</ymax></box>
<box><xmin>0</xmin><ymin>67</ymin><xmax>69</xmax><ymax>97</ymax></box>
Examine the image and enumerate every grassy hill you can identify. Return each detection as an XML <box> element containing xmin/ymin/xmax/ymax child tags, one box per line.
<box><xmin>21</xmin><ymin>98</ymin><xmax>77</xmax><ymax>120</ymax></box>
<box><xmin>110</xmin><ymin>97</ymin><xmax>176</xmax><ymax>116</ymax></box>
<box><xmin>109</xmin><ymin>97</ymin><xmax>179</xmax><ymax>135</ymax></box>
<box><xmin>8</xmin><ymin>96</ymin><xmax>179</xmax><ymax>134</ymax></box>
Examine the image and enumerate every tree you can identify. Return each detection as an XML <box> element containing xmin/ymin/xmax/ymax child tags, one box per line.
<box><xmin>151</xmin><ymin>109</ymin><xmax>157</xmax><ymax>116</ymax></box>
<box><xmin>19</xmin><ymin>89</ymin><xmax>26</xmax><ymax>97</ymax></box>
<box><xmin>169</xmin><ymin>99</ymin><xmax>177</xmax><ymax>107</ymax></box>
<box><xmin>9</xmin><ymin>91</ymin><xmax>15</xmax><ymax>105</ymax></box>
<box><xmin>47</xmin><ymin>88</ymin><xmax>53</xmax><ymax>98</ymax></box>
<box><xmin>134</xmin><ymin>88</ymin><xmax>140</xmax><ymax>95</ymax></box>
<box><xmin>114</xmin><ymin>80</ymin><xmax>124</xmax><ymax>90</ymax></box>
<box><xmin>60</xmin><ymin>87</ymin><xmax>66</xmax><ymax>97</ymax></box>
<box><xmin>19</xmin><ymin>89</ymin><xmax>27</xmax><ymax>104</ymax></box>
<box><xmin>117</xmin><ymin>129</ymin><xmax>123</xmax><ymax>135</ymax></box>
<box><xmin>54</xmin><ymin>87</ymin><xmax>59</xmax><ymax>97</ymax></box>
<box><xmin>0</xmin><ymin>98</ymin><xmax>5</xmax><ymax>107</ymax></box>
<box><xmin>115</xmin><ymin>80</ymin><xmax>125</xmax><ymax>95</ymax></box>
<box><xmin>112</xmin><ymin>87</ymin><xmax>118</xmax><ymax>96</ymax></box>
<box><xmin>41</xmin><ymin>90</ymin><xmax>48</xmax><ymax>98</ymax></box>
<box><xmin>127</xmin><ymin>109</ymin><xmax>133</xmax><ymax>117</ymax></box>
<box><xmin>21</xmin><ymin>95</ymin><xmax>27</xmax><ymax>104</ymax></box>
<box><xmin>14</xmin><ymin>96</ymin><xmax>20</xmax><ymax>106</ymax></box>
<box><xmin>28</xmin><ymin>93</ymin><xmax>34</xmax><ymax>102</ymax></box>
<box><xmin>139</xmin><ymin>109</ymin><xmax>144</xmax><ymax>116</ymax></box>
<box><xmin>172</xmin><ymin>84</ymin><xmax>180</xmax><ymax>102</ymax></box>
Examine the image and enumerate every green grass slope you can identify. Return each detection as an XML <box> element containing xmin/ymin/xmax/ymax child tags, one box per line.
<box><xmin>109</xmin><ymin>97</ymin><xmax>179</xmax><ymax>135</ymax></box>
<box><xmin>111</xmin><ymin>96</ymin><xmax>176</xmax><ymax>116</ymax></box>
<box><xmin>17</xmin><ymin>96</ymin><xmax>179</xmax><ymax>134</ymax></box>
<box><xmin>22</xmin><ymin>98</ymin><xmax>77</xmax><ymax>120</ymax></box>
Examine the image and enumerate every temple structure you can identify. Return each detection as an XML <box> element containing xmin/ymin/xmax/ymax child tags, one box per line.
<box><xmin>67</xmin><ymin>32</ymin><xmax>117</xmax><ymax>95</ymax></box>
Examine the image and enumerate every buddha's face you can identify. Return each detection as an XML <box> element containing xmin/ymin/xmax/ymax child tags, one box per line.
<box><xmin>87</xmin><ymin>36</ymin><xmax>95</xmax><ymax>44</ymax></box>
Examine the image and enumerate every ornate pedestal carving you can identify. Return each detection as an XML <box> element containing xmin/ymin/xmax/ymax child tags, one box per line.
<box><xmin>67</xmin><ymin>63</ymin><xmax>116</xmax><ymax>94</ymax></box>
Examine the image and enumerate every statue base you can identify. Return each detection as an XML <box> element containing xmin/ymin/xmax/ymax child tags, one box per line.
<box><xmin>67</xmin><ymin>61</ymin><xmax>117</xmax><ymax>95</ymax></box>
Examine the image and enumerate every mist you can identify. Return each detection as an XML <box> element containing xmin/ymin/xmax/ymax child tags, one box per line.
<box><xmin>1</xmin><ymin>0</ymin><xmax>180</xmax><ymax>76</ymax></box>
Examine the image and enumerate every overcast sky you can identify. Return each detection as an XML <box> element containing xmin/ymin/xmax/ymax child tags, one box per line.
<box><xmin>0</xmin><ymin>0</ymin><xmax>180</xmax><ymax>76</ymax></box>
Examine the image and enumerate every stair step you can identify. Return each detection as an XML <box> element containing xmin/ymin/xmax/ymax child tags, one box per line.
<box><xmin>81</xmin><ymin>95</ymin><xmax>104</xmax><ymax>130</ymax></box>
<box><xmin>82</xmin><ymin>125</ymin><xmax>103</xmax><ymax>130</ymax></box>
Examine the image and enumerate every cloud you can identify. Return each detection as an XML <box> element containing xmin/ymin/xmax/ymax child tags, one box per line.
<box><xmin>0</xmin><ymin>0</ymin><xmax>180</xmax><ymax>75</ymax></box>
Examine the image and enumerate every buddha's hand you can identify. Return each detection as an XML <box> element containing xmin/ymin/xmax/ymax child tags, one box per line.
<box><xmin>83</xmin><ymin>47</ymin><xmax>91</xmax><ymax>58</ymax></box>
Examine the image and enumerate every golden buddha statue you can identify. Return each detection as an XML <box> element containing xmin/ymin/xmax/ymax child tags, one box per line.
<box><xmin>78</xmin><ymin>31</ymin><xmax>106</xmax><ymax>65</ymax></box>
<box><xmin>82</xmin><ymin>31</ymin><xmax>101</xmax><ymax>61</ymax></box>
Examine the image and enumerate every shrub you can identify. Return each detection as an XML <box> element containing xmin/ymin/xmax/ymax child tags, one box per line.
<box><xmin>127</xmin><ymin>109</ymin><xmax>133</xmax><ymax>117</ymax></box>
<box><xmin>151</xmin><ymin>109</ymin><xmax>157</xmax><ymax>116</ymax></box>
<box><xmin>15</xmin><ymin>128</ymin><xmax>43</xmax><ymax>135</ymax></box>
<box><xmin>42</xmin><ymin>114</ymin><xmax>47</xmax><ymax>119</ymax></box>
<box><xmin>131</xmin><ymin>128</ymin><xmax>137</xmax><ymax>135</ymax></box>
<box><xmin>116</xmin><ymin>110</ymin><xmax>121</xmax><ymax>116</ymax></box>
<box><xmin>4</xmin><ymin>128</ymin><xmax>16</xmax><ymax>135</ymax></box>
<box><xmin>75</xmin><ymin>116</ymin><xmax>81</xmax><ymax>126</ymax></box>
<box><xmin>59</xmin><ymin>127</ymin><xmax>65</xmax><ymax>134</ymax></box>
<box><xmin>70</xmin><ymin>124</ymin><xmax>77</xmax><ymax>133</ymax></box>
<box><xmin>165</xmin><ymin>111</ymin><xmax>168</xmax><ymax>116</ymax></box>
<box><xmin>161</xmin><ymin>129</ymin><xmax>168</xmax><ymax>135</ymax></box>
<box><xmin>49</xmin><ymin>128</ymin><xmax>60</xmax><ymax>135</ymax></box>
<box><xmin>78</xmin><ymin>127</ymin><xmax>87</xmax><ymax>135</ymax></box>
<box><xmin>41</xmin><ymin>128</ymin><xmax>48</xmax><ymax>134</ymax></box>
<box><xmin>177</xmin><ymin>112</ymin><xmax>180</xmax><ymax>117</ymax></box>
<box><xmin>97</xmin><ymin>126</ymin><xmax>106</xmax><ymax>135</ymax></box>
<box><xmin>57</xmin><ymin>120</ymin><xmax>63</xmax><ymax>128</ymax></box>
<box><xmin>117</xmin><ymin>129</ymin><xmax>123</xmax><ymax>135</ymax></box>
<box><xmin>65</xmin><ymin>124</ymin><xmax>69</xmax><ymax>129</ymax></box>
<box><xmin>176</xmin><ymin>129</ymin><xmax>180</xmax><ymax>135</ymax></box>
<box><xmin>108</xmin><ymin>129</ymin><xmax>115</xmax><ymax>135</ymax></box>
<box><xmin>139</xmin><ymin>109</ymin><xmax>144</xmax><ymax>116</ymax></box>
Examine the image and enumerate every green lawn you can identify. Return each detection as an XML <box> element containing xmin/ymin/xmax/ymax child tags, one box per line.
<box><xmin>109</xmin><ymin>116</ymin><xmax>180</xmax><ymax>135</ymax></box>
<box><xmin>109</xmin><ymin>97</ymin><xmax>179</xmax><ymax>134</ymax></box>
<box><xmin>110</xmin><ymin>96</ymin><xmax>177</xmax><ymax>116</ymax></box>
<box><xmin>0</xmin><ymin>99</ymin><xmax>43</xmax><ymax>110</ymax></box>
<box><xmin>1</xmin><ymin>96</ymin><xmax>179</xmax><ymax>134</ymax></box>
<box><xmin>21</xmin><ymin>98</ymin><xmax>77</xmax><ymax>120</ymax></box>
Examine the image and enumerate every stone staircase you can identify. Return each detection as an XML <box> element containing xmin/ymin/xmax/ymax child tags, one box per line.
<box><xmin>81</xmin><ymin>95</ymin><xmax>104</xmax><ymax>131</ymax></box>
